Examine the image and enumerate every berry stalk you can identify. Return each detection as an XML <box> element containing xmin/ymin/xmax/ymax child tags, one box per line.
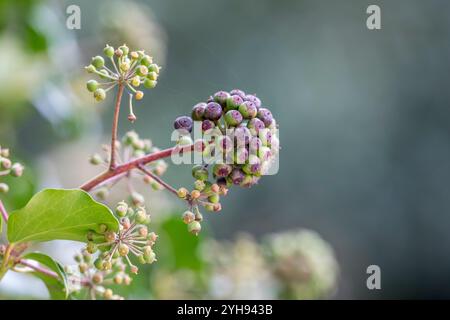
<box><xmin>0</xmin><ymin>199</ymin><xmax>8</xmax><ymax>222</ymax></box>
<box><xmin>109</xmin><ymin>83</ymin><xmax>125</xmax><ymax>170</ymax></box>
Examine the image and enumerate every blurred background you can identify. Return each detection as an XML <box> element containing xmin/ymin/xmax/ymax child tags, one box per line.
<box><xmin>1</xmin><ymin>0</ymin><xmax>450</xmax><ymax>299</ymax></box>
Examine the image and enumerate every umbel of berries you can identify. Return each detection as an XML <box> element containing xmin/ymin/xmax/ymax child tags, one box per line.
<box><xmin>173</xmin><ymin>89</ymin><xmax>279</xmax><ymax>235</ymax></box>
<box><xmin>85</xmin><ymin>44</ymin><xmax>161</xmax><ymax>122</ymax></box>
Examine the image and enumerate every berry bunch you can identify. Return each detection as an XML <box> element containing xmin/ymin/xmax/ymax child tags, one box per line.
<box><xmin>0</xmin><ymin>146</ymin><xmax>24</xmax><ymax>193</ymax></box>
<box><xmin>89</xmin><ymin>130</ymin><xmax>168</xmax><ymax>203</ymax></box>
<box><xmin>173</xmin><ymin>89</ymin><xmax>279</xmax><ymax>234</ymax></box>
<box><xmin>85</xmin><ymin>44</ymin><xmax>161</xmax><ymax>122</ymax></box>
<box><xmin>82</xmin><ymin>201</ymin><xmax>157</xmax><ymax>278</ymax></box>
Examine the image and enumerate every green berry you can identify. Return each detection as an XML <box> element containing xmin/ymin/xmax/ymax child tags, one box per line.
<box><xmin>86</xmin><ymin>80</ymin><xmax>98</xmax><ymax>92</ymax></box>
<box><xmin>86</xmin><ymin>242</ymin><xmax>97</xmax><ymax>254</ymax></box>
<box><xmin>188</xmin><ymin>221</ymin><xmax>201</xmax><ymax>235</ymax></box>
<box><xmin>115</xmin><ymin>202</ymin><xmax>128</xmax><ymax>217</ymax></box>
<box><xmin>94</xmin><ymin>88</ymin><xmax>106</xmax><ymax>102</ymax></box>
<box><xmin>177</xmin><ymin>135</ymin><xmax>193</xmax><ymax>146</ymax></box>
<box><xmin>103</xmin><ymin>45</ymin><xmax>115</xmax><ymax>57</ymax></box>
<box><xmin>91</xmin><ymin>56</ymin><xmax>105</xmax><ymax>68</ymax></box>
<box><xmin>85</xmin><ymin>64</ymin><xmax>96</xmax><ymax>73</ymax></box>
<box><xmin>135</xmin><ymin>208</ymin><xmax>147</xmax><ymax>224</ymax></box>
<box><xmin>144</xmin><ymin>248</ymin><xmax>156</xmax><ymax>264</ymax></box>
<box><xmin>182</xmin><ymin>211</ymin><xmax>195</xmax><ymax>224</ymax></box>
<box><xmin>147</xmin><ymin>71</ymin><xmax>158</xmax><ymax>81</ymax></box>
<box><xmin>92</xmin><ymin>273</ymin><xmax>103</xmax><ymax>284</ymax></box>
<box><xmin>192</xmin><ymin>165</ymin><xmax>208</xmax><ymax>181</ymax></box>
<box><xmin>224</xmin><ymin>110</ymin><xmax>243</xmax><ymax>126</ymax></box>
<box><xmin>89</xmin><ymin>154</ymin><xmax>103</xmax><ymax>165</ymax></box>
<box><xmin>194</xmin><ymin>179</ymin><xmax>206</xmax><ymax>191</ymax></box>
<box><xmin>141</xmin><ymin>55</ymin><xmax>153</xmax><ymax>66</ymax></box>
<box><xmin>118</xmin><ymin>243</ymin><xmax>129</xmax><ymax>256</ymax></box>
<box><xmin>208</xmin><ymin>194</ymin><xmax>220</xmax><ymax>204</ymax></box>
<box><xmin>136</xmin><ymin>65</ymin><xmax>148</xmax><ymax>76</ymax></box>
<box><xmin>148</xmin><ymin>64</ymin><xmax>160</xmax><ymax>73</ymax></box>
<box><xmin>144</xmin><ymin>78</ymin><xmax>157</xmax><ymax>89</ymax></box>
<box><xmin>119</xmin><ymin>44</ymin><xmax>129</xmax><ymax>56</ymax></box>
<box><xmin>94</xmin><ymin>258</ymin><xmax>103</xmax><ymax>270</ymax></box>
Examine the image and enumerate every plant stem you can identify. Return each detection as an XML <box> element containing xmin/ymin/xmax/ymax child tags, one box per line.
<box><xmin>80</xmin><ymin>144</ymin><xmax>194</xmax><ymax>191</ymax></box>
<box><xmin>109</xmin><ymin>83</ymin><xmax>125</xmax><ymax>170</ymax></box>
<box><xmin>0</xmin><ymin>244</ymin><xmax>14</xmax><ymax>281</ymax></box>
<box><xmin>0</xmin><ymin>199</ymin><xmax>8</xmax><ymax>222</ymax></box>
<box><xmin>137</xmin><ymin>164</ymin><xmax>179</xmax><ymax>196</ymax></box>
<box><xmin>18</xmin><ymin>259</ymin><xmax>59</xmax><ymax>278</ymax></box>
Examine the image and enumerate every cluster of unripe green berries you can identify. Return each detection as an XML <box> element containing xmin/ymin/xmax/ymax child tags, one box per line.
<box><xmin>0</xmin><ymin>146</ymin><xmax>24</xmax><ymax>193</ymax></box>
<box><xmin>85</xmin><ymin>44</ymin><xmax>161</xmax><ymax>122</ymax></box>
<box><xmin>173</xmin><ymin>89</ymin><xmax>279</xmax><ymax>190</ymax></box>
<box><xmin>83</xmin><ymin>201</ymin><xmax>157</xmax><ymax>277</ymax></box>
<box><xmin>89</xmin><ymin>131</ymin><xmax>167</xmax><ymax>202</ymax></box>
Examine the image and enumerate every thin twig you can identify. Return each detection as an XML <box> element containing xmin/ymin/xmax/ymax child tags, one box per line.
<box><xmin>137</xmin><ymin>164</ymin><xmax>178</xmax><ymax>196</ymax></box>
<box><xmin>109</xmin><ymin>83</ymin><xmax>125</xmax><ymax>170</ymax></box>
<box><xmin>0</xmin><ymin>199</ymin><xmax>8</xmax><ymax>222</ymax></box>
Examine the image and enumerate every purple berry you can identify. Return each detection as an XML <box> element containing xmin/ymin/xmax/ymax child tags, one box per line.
<box><xmin>230</xmin><ymin>168</ymin><xmax>245</xmax><ymax>185</ymax></box>
<box><xmin>226</xmin><ymin>95</ymin><xmax>244</xmax><ymax>110</ymax></box>
<box><xmin>234</xmin><ymin>126</ymin><xmax>251</xmax><ymax>146</ymax></box>
<box><xmin>224</xmin><ymin>110</ymin><xmax>243</xmax><ymax>127</ymax></box>
<box><xmin>174</xmin><ymin>116</ymin><xmax>193</xmax><ymax>132</ymax></box>
<box><xmin>191</xmin><ymin>103</ymin><xmax>206</xmax><ymax>121</ymax></box>
<box><xmin>247</xmin><ymin>118</ymin><xmax>265</xmax><ymax>135</ymax></box>
<box><xmin>230</xmin><ymin>89</ymin><xmax>246</xmax><ymax>98</ymax></box>
<box><xmin>202</xmin><ymin>119</ymin><xmax>215</xmax><ymax>132</ymax></box>
<box><xmin>213</xmin><ymin>91</ymin><xmax>230</xmax><ymax>106</ymax></box>
<box><xmin>204</xmin><ymin>102</ymin><xmax>222</xmax><ymax>121</ymax></box>
<box><xmin>249</xmin><ymin>137</ymin><xmax>262</xmax><ymax>153</ymax></box>
<box><xmin>218</xmin><ymin>135</ymin><xmax>233</xmax><ymax>153</ymax></box>
<box><xmin>235</xmin><ymin>147</ymin><xmax>249</xmax><ymax>164</ymax></box>
<box><xmin>238</xmin><ymin>101</ymin><xmax>257</xmax><ymax>119</ymax></box>
<box><xmin>213</xmin><ymin>164</ymin><xmax>232</xmax><ymax>177</ymax></box>
<box><xmin>257</xmin><ymin>108</ymin><xmax>273</xmax><ymax>127</ymax></box>
<box><xmin>244</xmin><ymin>94</ymin><xmax>261</xmax><ymax>108</ymax></box>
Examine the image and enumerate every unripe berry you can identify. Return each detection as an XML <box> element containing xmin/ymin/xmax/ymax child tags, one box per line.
<box><xmin>120</xmin><ymin>217</ymin><xmax>131</xmax><ymax>229</ymax></box>
<box><xmin>136</xmin><ymin>65</ymin><xmax>148</xmax><ymax>76</ymax></box>
<box><xmin>135</xmin><ymin>208</ymin><xmax>148</xmax><ymax>224</ymax></box>
<box><xmin>230</xmin><ymin>168</ymin><xmax>245</xmax><ymax>185</ymax></box>
<box><xmin>226</xmin><ymin>95</ymin><xmax>244</xmax><ymax>110</ymax></box>
<box><xmin>245</xmin><ymin>94</ymin><xmax>262</xmax><ymax>108</ymax></box>
<box><xmin>131</xmin><ymin>76</ymin><xmax>141</xmax><ymax>87</ymax></box>
<box><xmin>211</xmin><ymin>183</ymin><xmax>220</xmax><ymax>193</ymax></box>
<box><xmin>85</xmin><ymin>64</ymin><xmax>96</xmax><ymax>73</ymax></box>
<box><xmin>94</xmin><ymin>258</ymin><xmax>103</xmax><ymax>270</ymax></box>
<box><xmin>103</xmin><ymin>261</ymin><xmax>112</xmax><ymax>270</ymax></box>
<box><xmin>86</xmin><ymin>242</ymin><xmax>97</xmax><ymax>254</ymax></box>
<box><xmin>143</xmin><ymin>78</ymin><xmax>157</xmax><ymax>88</ymax></box>
<box><xmin>104</xmin><ymin>45</ymin><xmax>115</xmax><ymax>57</ymax></box>
<box><xmin>104</xmin><ymin>231</ymin><xmax>116</xmax><ymax>242</ymax></box>
<box><xmin>192</xmin><ymin>165</ymin><xmax>209</xmax><ymax>181</ymax></box>
<box><xmin>182</xmin><ymin>211</ymin><xmax>195</xmax><ymax>224</ymax></box>
<box><xmin>86</xmin><ymin>80</ymin><xmax>98</xmax><ymax>92</ymax></box>
<box><xmin>148</xmin><ymin>64</ymin><xmax>160</xmax><ymax>73</ymax></box>
<box><xmin>213</xmin><ymin>91</ymin><xmax>230</xmax><ymax>106</ymax></box>
<box><xmin>135</xmin><ymin>91</ymin><xmax>144</xmax><ymax>100</ymax></box>
<box><xmin>177</xmin><ymin>187</ymin><xmax>188</xmax><ymax>199</ymax></box>
<box><xmin>96</xmin><ymin>187</ymin><xmax>109</xmax><ymax>200</ymax></box>
<box><xmin>79</xmin><ymin>263</ymin><xmax>88</xmax><ymax>274</ymax></box>
<box><xmin>204</xmin><ymin>102</ymin><xmax>222</xmax><ymax>121</ymax></box>
<box><xmin>147</xmin><ymin>232</ymin><xmax>158</xmax><ymax>243</ymax></box>
<box><xmin>174</xmin><ymin>116</ymin><xmax>194</xmax><ymax>133</ymax></box>
<box><xmin>144</xmin><ymin>248</ymin><xmax>156</xmax><ymax>264</ymax></box>
<box><xmin>138</xmin><ymin>226</ymin><xmax>148</xmax><ymax>237</ymax></box>
<box><xmin>194</xmin><ymin>179</ymin><xmax>206</xmax><ymax>191</ymax></box>
<box><xmin>201</xmin><ymin>119</ymin><xmax>215</xmax><ymax>132</ymax></box>
<box><xmin>188</xmin><ymin>221</ymin><xmax>202</xmax><ymax>235</ymax></box>
<box><xmin>208</xmin><ymin>194</ymin><xmax>220</xmax><ymax>204</ymax></box>
<box><xmin>195</xmin><ymin>210</ymin><xmax>203</xmax><ymax>221</ymax></box>
<box><xmin>224</xmin><ymin>110</ymin><xmax>243</xmax><ymax>127</ymax></box>
<box><xmin>94</xmin><ymin>88</ymin><xmax>106</xmax><ymax>102</ymax></box>
<box><xmin>131</xmin><ymin>192</ymin><xmax>145</xmax><ymax>206</ymax></box>
<box><xmin>119</xmin><ymin>44</ymin><xmax>129</xmax><ymax>56</ymax></box>
<box><xmin>115</xmin><ymin>201</ymin><xmax>128</xmax><ymax>217</ymax></box>
<box><xmin>247</xmin><ymin>118</ymin><xmax>265</xmax><ymax>135</ymax></box>
<box><xmin>91</xmin><ymin>56</ymin><xmax>105</xmax><ymax>68</ymax></box>
<box><xmin>240</xmin><ymin>174</ymin><xmax>257</xmax><ymax>188</ymax></box>
<box><xmin>10</xmin><ymin>163</ymin><xmax>24</xmax><ymax>177</ymax></box>
<box><xmin>230</xmin><ymin>89</ymin><xmax>246</xmax><ymax>98</ymax></box>
<box><xmin>257</xmin><ymin>108</ymin><xmax>274</xmax><ymax>127</ymax></box>
<box><xmin>191</xmin><ymin>102</ymin><xmax>207</xmax><ymax>121</ymax></box>
<box><xmin>115</xmin><ymin>48</ymin><xmax>123</xmax><ymax>57</ymax></box>
<box><xmin>177</xmin><ymin>135</ymin><xmax>193</xmax><ymax>146</ymax></box>
<box><xmin>213</xmin><ymin>203</ymin><xmax>222</xmax><ymax>212</ymax></box>
<box><xmin>235</xmin><ymin>147</ymin><xmax>249</xmax><ymax>164</ymax></box>
<box><xmin>147</xmin><ymin>71</ymin><xmax>158</xmax><ymax>81</ymax></box>
<box><xmin>74</xmin><ymin>254</ymin><xmax>82</xmax><ymax>263</ymax></box>
<box><xmin>238</xmin><ymin>101</ymin><xmax>258</xmax><ymax>119</ymax></box>
<box><xmin>258</xmin><ymin>146</ymin><xmax>272</xmax><ymax>161</ymax></box>
<box><xmin>124</xmin><ymin>275</ymin><xmax>132</xmax><ymax>285</ymax></box>
<box><xmin>0</xmin><ymin>149</ymin><xmax>9</xmax><ymax>158</ymax></box>
<box><xmin>92</xmin><ymin>273</ymin><xmax>103</xmax><ymax>284</ymax></box>
<box><xmin>141</xmin><ymin>55</ymin><xmax>153</xmax><ymax>66</ymax></box>
<box><xmin>104</xmin><ymin>289</ymin><xmax>113</xmax><ymax>300</ymax></box>
<box><xmin>213</xmin><ymin>164</ymin><xmax>232</xmax><ymax>177</ymax></box>
<box><xmin>120</xmin><ymin>61</ymin><xmax>130</xmax><ymax>72</ymax></box>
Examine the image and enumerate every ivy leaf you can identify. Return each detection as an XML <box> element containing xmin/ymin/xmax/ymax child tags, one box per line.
<box><xmin>7</xmin><ymin>188</ymin><xmax>119</xmax><ymax>244</ymax></box>
<box><xmin>22</xmin><ymin>252</ymin><xmax>68</xmax><ymax>300</ymax></box>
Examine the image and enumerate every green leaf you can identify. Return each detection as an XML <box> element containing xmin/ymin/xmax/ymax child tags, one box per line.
<box><xmin>22</xmin><ymin>252</ymin><xmax>68</xmax><ymax>300</ymax></box>
<box><xmin>7</xmin><ymin>188</ymin><xmax>119</xmax><ymax>244</ymax></box>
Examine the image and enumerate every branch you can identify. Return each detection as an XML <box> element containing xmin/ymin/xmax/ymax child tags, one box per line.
<box><xmin>80</xmin><ymin>144</ymin><xmax>194</xmax><ymax>192</ymax></box>
<box><xmin>109</xmin><ymin>83</ymin><xmax>125</xmax><ymax>170</ymax></box>
<box><xmin>137</xmin><ymin>164</ymin><xmax>179</xmax><ymax>196</ymax></box>
<box><xmin>0</xmin><ymin>199</ymin><xmax>8</xmax><ymax>222</ymax></box>
<box><xmin>18</xmin><ymin>259</ymin><xmax>59</xmax><ymax>279</ymax></box>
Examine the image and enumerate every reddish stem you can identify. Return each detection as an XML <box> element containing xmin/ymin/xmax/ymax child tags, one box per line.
<box><xmin>0</xmin><ymin>199</ymin><xmax>8</xmax><ymax>222</ymax></box>
<box><xmin>18</xmin><ymin>259</ymin><xmax>59</xmax><ymax>279</ymax></box>
<box><xmin>80</xmin><ymin>144</ymin><xmax>194</xmax><ymax>191</ymax></box>
<box><xmin>109</xmin><ymin>83</ymin><xmax>125</xmax><ymax>170</ymax></box>
<box><xmin>137</xmin><ymin>164</ymin><xmax>179</xmax><ymax>196</ymax></box>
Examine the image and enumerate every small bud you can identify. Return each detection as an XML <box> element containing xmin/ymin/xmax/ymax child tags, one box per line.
<box><xmin>94</xmin><ymin>88</ymin><xmax>106</xmax><ymax>102</ymax></box>
<box><xmin>135</xmin><ymin>208</ymin><xmax>147</xmax><ymax>224</ymax></box>
<box><xmin>120</xmin><ymin>61</ymin><xmax>130</xmax><ymax>72</ymax></box>
<box><xmin>102</xmin><ymin>261</ymin><xmax>112</xmax><ymax>270</ymax></box>
<box><xmin>115</xmin><ymin>201</ymin><xmax>128</xmax><ymax>217</ymax></box>
<box><xmin>94</xmin><ymin>258</ymin><xmax>103</xmax><ymax>270</ymax></box>
<box><xmin>78</xmin><ymin>263</ymin><xmax>88</xmax><ymax>274</ymax></box>
<box><xmin>224</xmin><ymin>110</ymin><xmax>243</xmax><ymax>127</ymax></box>
<box><xmin>194</xmin><ymin>180</ymin><xmax>206</xmax><ymax>191</ymax></box>
<box><xmin>148</xmin><ymin>64</ymin><xmax>160</xmax><ymax>73</ymax></box>
<box><xmin>174</xmin><ymin>116</ymin><xmax>194</xmax><ymax>133</ymax></box>
<box><xmin>0</xmin><ymin>158</ymin><xmax>11</xmax><ymax>170</ymax></box>
<box><xmin>131</xmin><ymin>76</ymin><xmax>141</xmax><ymax>87</ymax></box>
<box><xmin>0</xmin><ymin>148</ymin><xmax>9</xmax><ymax>158</ymax></box>
<box><xmin>182</xmin><ymin>211</ymin><xmax>195</xmax><ymax>224</ymax></box>
<box><xmin>124</xmin><ymin>275</ymin><xmax>132</xmax><ymax>285</ymax></box>
<box><xmin>147</xmin><ymin>232</ymin><xmax>158</xmax><ymax>243</ymax></box>
<box><xmin>10</xmin><ymin>163</ymin><xmax>24</xmax><ymax>177</ymax></box>
<box><xmin>119</xmin><ymin>44</ymin><xmax>129</xmax><ymax>56</ymax></box>
<box><xmin>208</xmin><ymin>194</ymin><xmax>220</xmax><ymax>204</ymax></box>
<box><xmin>136</xmin><ymin>65</ymin><xmax>148</xmax><ymax>77</ymax></box>
<box><xmin>131</xmin><ymin>192</ymin><xmax>145</xmax><ymax>206</ymax></box>
<box><xmin>115</xmin><ymin>48</ymin><xmax>123</xmax><ymax>57</ymax></box>
<box><xmin>104</xmin><ymin>45</ymin><xmax>115</xmax><ymax>57</ymax></box>
<box><xmin>120</xmin><ymin>217</ymin><xmax>131</xmax><ymax>229</ymax></box>
<box><xmin>114</xmin><ymin>275</ymin><xmax>123</xmax><ymax>285</ymax></box>
<box><xmin>177</xmin><ymin>187</ymin><xmax>188</xmax><ymax>199</ymax></box>
<box><xmin>96</xmin><ymin>187</ymin><xmax>109</xmax><ymax>200</ymax></box>
<box><xmin>147</xmin><ymin>71</ymin><xmax>158</xmax><ymax>81</ymax></box>
<box><xmin>104</xmin><ymin>231</ymin><xmax>116</xmax><ymax>242</ymax></box>
<box><xmin>144</xmin><ymin>248</ymin><xmax>156</xmax><ymax>264</ymax></box>
<box><xmin>86</xmin><ymin>242</ymin><xmax>97</xmax><ymax>254</ymax></box>
<box><xmin>85</xmin><ymin>64</ymin><xmax>96</xmax><ymax>73</ymax></box>
<box><xmin>190</xmin><ymin>190</ymin><xmax>201</xmax><ymax>199</ymax></box>
<box><xmin>213</xmin><ymin>203</ymin><xmax>222</xmax><ymax>212</ymax></box>
<box><xmin>177</xmin><ymin>135</ymin><xmax>193</xmax><ymax>146</ymax></box>
<box><xmin>103</xmin><ymin>289</ymin><xmax>113</xmax><ymax>300</ymax></box>
<box><xmin>91</xmin><ymin>56</ymin><xmax>105</xmax><ymax>69</ymax></box>
<box><xmin>139</xmin><ymin>226</ymin><xmax>148</xmax><ymax>237</ymax></box>
<box><xmin>92</xmin><ymin>273</ymin><xmax>103</xmax><ymax>284</ymax></box>
<box><xmin>118</xmin><ymin>243</ymin><xmax>129</xmax><ymax>257</ymax></box>
<box><xmin>135</xmin><ymin>91</ymin><xmax>144</xmax><ymax>100</ymax></box>
<box><xmin>89</xmin><ymin>154</ymin><xmax>103</xmax><ymax>165</ymax></box>
<box><xmin>192</xmin><ymin>165</ymin><xmax>208</xmax><ymax>181</ymax></box>
<box><xmin>188</xmin><ymin>221</ymin><xmax>202</xmax><ymax>235</ymax></box>
<box><xmin>86</xmin><ymin>80</ymin><xmax>98</xmax><ymax>93</ymax></box>
<box><xmin>130</xmin><ymin>265</ymin><xmax>139</xmax><ymax>274</ymax></box>
<box><xmin>141</xmin><ymin>55</ymin><xmax>153</xmax><ymax>66</ymax></box>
